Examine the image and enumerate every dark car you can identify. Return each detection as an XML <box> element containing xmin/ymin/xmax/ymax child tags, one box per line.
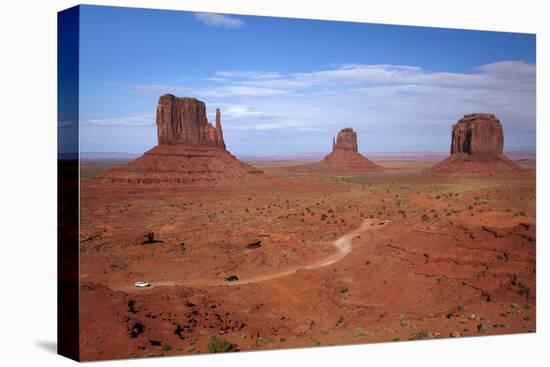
<box><xmin>224</xmin><ymin>275</ymin><xmax>239</xmax><ymax>282</ymax></box>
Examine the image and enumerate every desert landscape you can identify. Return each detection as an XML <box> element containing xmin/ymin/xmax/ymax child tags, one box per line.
<box><xmin>77</xmin><ymin>96</ymin><xmax>536</xmax><ymax>361</ymax></box>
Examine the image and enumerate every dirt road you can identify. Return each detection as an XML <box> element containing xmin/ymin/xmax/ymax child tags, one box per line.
<box><xmin>118</xmin><ymin>219</ymin><xmax>389</xmax><ymax>291</ymax></box>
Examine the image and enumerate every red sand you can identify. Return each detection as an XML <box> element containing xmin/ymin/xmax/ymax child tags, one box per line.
<box><xmin>78</xmin><ymin>159</ymin><xmax>536</xmax><ymax>360</ymax></box>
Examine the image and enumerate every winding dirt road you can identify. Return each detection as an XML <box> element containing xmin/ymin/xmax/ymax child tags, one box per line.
<box><xmin>119</xmin><ymin>219</ymin><xmax>389</xmax><ymax>292</ymax></box>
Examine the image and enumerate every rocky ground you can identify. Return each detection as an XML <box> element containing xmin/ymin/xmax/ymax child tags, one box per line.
<box><xmin>78</xmin><ymin>159</ymin><xmax>536</xmax><ymax>361</ymax></box>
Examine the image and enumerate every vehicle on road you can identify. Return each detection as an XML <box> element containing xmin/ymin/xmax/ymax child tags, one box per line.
<box><xmin>134</xmin><ymin>281</ymin><xmax>151</xmax><ymax>288</ymax></box>
<box><xmin>224</xmin><ymin>275</ymin><xmax>239</xmax><ymax>282</ymax></box>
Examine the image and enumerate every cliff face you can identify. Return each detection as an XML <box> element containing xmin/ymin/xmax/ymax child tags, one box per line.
<box><xmin>450</xmin><ymin>113</ymin><xmax>503</xmax><ymax>156</ymax></box>
<box><xmin>156</xmin><ymin>95</ymin><xmax>225</xmax><ymax>148</ymax></box>
<box><xmin>333</xmin><ymin>128</ymin><xmax>359</xmax><ymax>152</ymax></box>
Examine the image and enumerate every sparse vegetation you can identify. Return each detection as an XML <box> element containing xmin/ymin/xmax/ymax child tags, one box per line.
<box><xmin>207</xmin><ymin>336</ymin><xmax>236</xmax><ymax>353</ymax></box>
<box><xmin>409</xmin><ymin>330</ymin><xmax>430</xmax><ymax>340</ymax></box>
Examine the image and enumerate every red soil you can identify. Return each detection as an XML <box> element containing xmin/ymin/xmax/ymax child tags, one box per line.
<box><xmin>78</xmin><ymin>160</ymin><xmax>536</xmax><ymax>360</ymax></box>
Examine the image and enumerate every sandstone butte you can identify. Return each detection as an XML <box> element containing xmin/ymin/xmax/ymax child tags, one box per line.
<box><xmin>291</xmin><ymin>128</ymin><xmax>383</xmax><ymax>173</ymax></box>
<box><xmin>97</xmin><ymin>95</ymin><xmax>266</xmax><ymax>185</ymax></box>
<box><xmin>431</xmin><ymin>113</ymin><xmax>525</xmax><ymax>176</ymax></box>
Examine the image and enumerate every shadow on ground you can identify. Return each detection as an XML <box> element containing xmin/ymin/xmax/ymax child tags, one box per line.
<box><xmin>36</xmin><ymin>341</ymin><xmax>57</xmax><ymax>354</ymax></box>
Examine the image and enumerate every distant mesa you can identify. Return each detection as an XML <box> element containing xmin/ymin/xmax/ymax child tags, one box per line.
<box><xmin>291</xmin><ymin>128</ymin><xmax>383</xmax><ymax>173</ymax></box>
<box><xmin>97</xmin><ymin>95</ymin><xmax>267</xmax><ymax>185</ymax></box>
<box><xmin>430</xmin><ymin>113</ymin><xmax>525</xmax><ymax>176</ymax></box>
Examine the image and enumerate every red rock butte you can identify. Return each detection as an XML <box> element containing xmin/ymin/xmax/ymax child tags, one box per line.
<box><xmin>291</xmin><ymin>128</ymin><xmax>383</xmax><ymax>173</ymax></box>
<box><xmin>156</xmin><ymin>95</ymin><xmax>225</xmax><ymax>148</ymax></box>
<box><xmin>97</xmin><ymin>95</ymin><xmax>266</xmax><ymax>186</ymax></box>
<box><xmin>431</xmin><ymin>113</ymin><xmax>525</xmax><ymax>176</ymax></box>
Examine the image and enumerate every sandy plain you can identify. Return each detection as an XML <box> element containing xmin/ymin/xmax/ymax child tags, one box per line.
<box><xmin>78</xmin><ymin>157</ymin><xmax>536</xmax><ymax>360</ymax></box>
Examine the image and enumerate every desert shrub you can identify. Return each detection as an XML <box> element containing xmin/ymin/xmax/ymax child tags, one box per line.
<box><xmin>207</xmin><ymin>336</ymin><xmax>236</xmax><ymax>353</ymax></box>
<box><xmin>310</xmin><ymin>336</ymin><xmax>322</xmax><ymax>346</ymax></box>
<box><xmin>161</xmin><ymin>344</ymin><xmax>173</xmax><ymax>351</ymax></box>
<box><xmin>409</xmin><ymin>330</ymin><xmax>430</xmax><ymax>340</ymax></box>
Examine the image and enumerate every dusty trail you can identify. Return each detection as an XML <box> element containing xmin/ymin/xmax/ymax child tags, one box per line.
<box><xmin>116</xmin><ymin>219</ymin><xmax>389</xmax><ymax>292</ymax></box>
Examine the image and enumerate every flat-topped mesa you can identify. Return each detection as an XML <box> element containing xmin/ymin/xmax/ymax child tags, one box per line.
<box><xmin>333</xmin><ymin>128</ymin><xmax>358</xmax><ymax>152</ymax></box>
<box><xmin>156</xmin><ymin>94</ymin><xmax>225</xmax><ymax>148</ymax></box>
<box><xmin>430</xmin><ymin>113</ymin><xmax>525</xmax><ymax>177</ymax></box>
<box><xmin>450</xmin><ymin>113</ymin><xmax>503</xmax><ymax>156</ymax></box>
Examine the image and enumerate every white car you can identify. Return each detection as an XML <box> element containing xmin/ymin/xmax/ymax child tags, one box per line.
<box><xmin>134</xmin><ymin>281</ymin><xmax>151</xmax><ymax>288</ymax></box>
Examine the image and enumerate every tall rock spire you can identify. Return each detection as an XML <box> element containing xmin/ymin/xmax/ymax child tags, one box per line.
<box><xmin>215</xmin><ymin>108</ymin><xmax>225</xmax><ymax>149</ymax></box>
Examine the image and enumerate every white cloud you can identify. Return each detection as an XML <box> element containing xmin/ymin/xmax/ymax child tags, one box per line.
<box><xmin>213</xmin><ymin>70</ymin><xmax>281</xmax><ymax>79</ymax></box>
<box><xmin>221</xmin><ymin>105</ymin><xmax>275</xmax><ymax>120</ymax></box>
<box><xmin>241</xmin><ymin>79</ymin><xmax>311</xmax><ymax>89</ymax></box>
<box><xmin>209</xmin><ymin>61</ymin><xmax>534</xmax><ymax>93</ymax></box>
<box><xmin>289</xmin><ymin>61</ymin><xmax>536</xmax><ymax>90</ymax></box>
<box><xmin>194</xmin><ymin>13</ymin><xmax>245</xmax><ymax>29</ymax></box>
<box><xmin>134</xmin><ymin>85</ymin><xmax>191</xmax><ymax>95</ymax></box>
<box><xmin>293</xmin><ymin>64</ymin><xmax>423</xmax><ymax>85</ymax></box>
<box><xmin>121</xmin><ymin>60</ymin><xmax>534</xmax><ymax>153</ymax></box>
<box><xmin>226</xmin><ymin>120</ymin><xmax>319</xmax><ymax>131</ymax></box>
<box><xmin>85</xmin><ymin>114</ymin><xmax>155</xmax><ymax>127</ymax></box>
<box><xmin>134</xmin><ymin>84</ymin><xmax>287</xmax><ymax>98</ymax></box>
<box><xmin>198</xmin><ymin>85</ymin><xmax>288</xmax><ymax>98</ymax></box>
<box><xmin>214</xmin><ymin>61</ymin><xmax>534</xmax><ymax>152</ymax></box>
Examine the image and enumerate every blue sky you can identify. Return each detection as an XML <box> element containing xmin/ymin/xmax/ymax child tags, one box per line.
<box><xmin>76</xmin><ymin>5</ymin><xmax>536</xmax><ymax>154</ymax></box>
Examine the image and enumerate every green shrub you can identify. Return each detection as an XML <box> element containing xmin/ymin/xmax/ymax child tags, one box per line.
<box><xmin>409</xmin><ymin>330</ymin><xmax>430</xmax><ymax>340</ymax></box>
<box><xmin>207</xmin><ymin>336</ymin><xmax>236</xmax><ymax>353</ymax></box>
